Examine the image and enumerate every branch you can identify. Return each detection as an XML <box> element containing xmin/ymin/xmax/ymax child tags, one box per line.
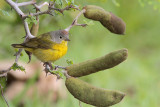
<box><xmin>14</xmin><ymin>49</ymin><xmax>23</xmax><ymax>63</ymax></box>
<box><xmin>22</xmin><ymin>2</ymin><xmax>54</xmax><ymax>19</ymax></box>
<box><xmin>49</xmin><ymin>4</ymin><xmax>80</xmax><ymax>14</ymax></box>
<box><xmin>33</xmin><ymin>2</ymin><xmax>49</xmax><ymax>11</ymax></box>
<box><xmin>17</xmin><ymin>0</ymin><xmax>36</xmax><ymax>7</ymax></box>
<box><xmin>23</xmin><ymin>21</ymin><xmax>35</xmax><ymax>38</ymax></box>
<box><xmin>23</xmin><ymin>10</ymin><xmax>53</xmax><ymax>19</ymax></box>
<box><xmin>23</xmin><ymin>4</ymin><xmax>80</xmax><ymax>18</ymax></box>
<box><xmin>5</xmin><ymin>0</ymin><xmax>34</xmax><ymax>39</ymax></box>
<box><xmin>65</xmin><ymin>9</ymin><xmax>87</xmax><ymax>32</ymax></box>
<box><xmin>0</xmin><ymin>69</ymin><xmax>10</xmax><ymax>78</ymax></box>
<box><xmin>5</xmin><ymin>0</ymin><xmax>37</xmax><ymax>65</ymax></box>
<box><xmin>5</xmin><ymin>0</ymin><xmax>24</xmax><ymax>16</ymax></box>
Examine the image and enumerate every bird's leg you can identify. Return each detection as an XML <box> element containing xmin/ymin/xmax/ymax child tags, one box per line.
<box><xmin>48</xmin><ymin>62</ymin><xmax>53</xmax><ymax>70</ymax></box>
<box><xmin>43</xmin><ymin>62</ymin><xmax>53</xmax><ymax>70</ymax></box>
<box><xmin>25</xmin><ymin>50</ymin><xmax>32</xmax><ymax>63</ymax></box>
<box><xmin>43</xmin><ymin>62</ymin><xmax>52</xmax><ymax>76</ymax></box>
<box><xmin>44</xmin><ymin>65</ymin><xmax>49</xmax><ymax>76</ymax></box>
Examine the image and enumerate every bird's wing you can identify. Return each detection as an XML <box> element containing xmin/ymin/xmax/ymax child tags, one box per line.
<box><xmin>22</xmin><ymin>37</ymin><xmax>55</xmax><ymax>49</ymax></box>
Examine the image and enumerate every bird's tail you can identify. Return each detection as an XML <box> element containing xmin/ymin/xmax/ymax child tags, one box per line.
<box><xmin>12</xmin><ymin>44</ymin><xmax>24</xmax><ymax>48</ymax></box>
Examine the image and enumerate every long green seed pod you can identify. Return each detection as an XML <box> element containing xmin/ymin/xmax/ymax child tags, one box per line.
<box><xmin>66</xmin><ymin>49</ymin><xmax>128</xmax><ymax>77</ymax></box>
<box><xmin>65</xmin><ymin>77</ymin><xmax>125</xmax><ymax>107</ymax></box>
<box><xmin>83</xmin><ymin>5</ymin><xmax>126</xmax><ymax>35</ymax></box>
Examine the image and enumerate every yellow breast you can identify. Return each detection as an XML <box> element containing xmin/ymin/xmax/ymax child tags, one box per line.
<box><xmin>32</xmin><ymin>41</ymin><xmax>68</xmax><ymax>62</ymax></box>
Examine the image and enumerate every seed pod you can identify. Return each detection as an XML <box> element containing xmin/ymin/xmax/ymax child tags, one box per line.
<box><xmin>65</xmin><ymin>77</ymin><xmax>125</xmax><ymax>107</ymax></box>
<box><xmin>83</xmin><ymin>5</ymin><xmax>126</xmax><ymax>35</ymax></box>
<box><xmin>83</xmin><ymin>5</ymin><xmax>111</xmax><ymax>22</ymax></box>
<box><xmin>66</xmin><ymin>49</ymin><xmax>128</xmax><ymax>77</ymax></box>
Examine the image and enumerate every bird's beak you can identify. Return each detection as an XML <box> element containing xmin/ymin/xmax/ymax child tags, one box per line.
<box><xmin>64</xmin><ymin>37</ymin><xmax>70</xmax><ymax>41</ymax></box>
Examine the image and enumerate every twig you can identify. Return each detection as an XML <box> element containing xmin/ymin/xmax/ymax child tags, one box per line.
<box><xmin>61</xmin><ymin>70</ymin><xmax>71</xmax><ymax>78</ymax></box>
<box><xmin>33</xmin><ymin>2</ymin><xmax>49</xmax><ymax>11</ymax></box>
<box><xmin>54</xmin><ymin>65</ymin><xmax>66</xmax><ymax>70</ymax></box>
<box><xmin>0</xmin><ymin>70</ymin><xmax>9</xmax><ymax>78</ymax></box>
<box><xmin>30</xmin><ymin>10</ymin><xmax>39</xmax><ymax>36</ymax></box>
<box><xmin>23</xmin><ymin>4</ymin><xmax>80</xmax><ymax>18</ymax></box>
<box><xmin>14</xmin><ymin>49</ymin><xmax>23</xmax><ymax>63</ymax></box>
<box><xmin>0</xmin><ymin>84</ymin><xmax>10</xmax><ymax>107</ymax></box>
<box><xmin>65</xmin><ymin>9</ymin><xmax>87</xmax><ymax>32</ymax></box>
<box><xmin>5</xmin><ymin>0</ymin><xmax>36</xmax><ymax>64</ymax></box>
<box><xmin>22</xmin><ymin>10</ymin><xmax>52</xmax><ymax>19</ymax></box>
<box><xmin>23</xmin><ymin>21</ymin><xmax>35</xmax><ymax>38</ymax></box>
<box><xmin>5</xmin><ymin>0</ymin><xmax>24</xmax><ymax>16</ymax></box>
<box><xmin>49</xmin><ymin>4</ymin><xmax>79</xmax><ymax>14</ymax></box>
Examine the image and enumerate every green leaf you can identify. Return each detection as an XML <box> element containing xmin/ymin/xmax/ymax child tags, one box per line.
<box><xmin>25</xmin><ymin>16</ymin><xmax>38</xmax><ymax>25</ymax></box>
<box><xmin>25</xmin><ymin>18</ymin><xmax>32</xmax><ymax>24</ymax></box>
<box><xmin>14</xmin><ymin>49</ymin><xmax>18</xmax><ymax>53</ymax></box>
<box><xmin>50</xmin><ymin>69</ymin><xmax>65</xmax><ymax>78</ymax></box>
<box><xmin>31</xmin><ymin>17</ymin><xmax>38</xmax><ymax>25</ymax></box>
<box><xmin>51</xmin><ymin>63</ymin><xmax>56</xmax><ymax>69</ymax></box>
<box><xmin>10</xmin><ymin>63</ymin><xmax>25</xmax><ymax>72</ymax></box>
<box><xmin>65</xmin><ymin>0</ymin><xmax>74</xmax><ymax>5</ymax></box>
<box><xmin>66</xmin><ymin>59</ymin><xmax>74</xmax><ymax>66</ymax></box>
<box><xmin>54</xmin><ymin>0</ymin><xmax>63</xmax><ymax>6</ymax></box>
<box><xmin>20</xmin><ymin>52</ymin><xmax>23</xmax><ymax>56</ymax></box>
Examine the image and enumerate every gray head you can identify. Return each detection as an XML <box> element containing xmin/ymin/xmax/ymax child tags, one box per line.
<box><xmin>50</xmin><ymin>30</ymin><xmax>70</xmax><ymax>44</ymax></box>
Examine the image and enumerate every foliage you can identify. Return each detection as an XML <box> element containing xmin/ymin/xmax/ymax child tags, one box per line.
<box><xmin>50</xmin><ymin>69</ymin><xmax>65</xmax><ymax>78</ymax></box>
<box><xmin>66</xmin><ymin>59</ymin><xmax>73</xmax><ymax>66</ymax></box>
<box><xmin>25</xmin><ymin>16</ymin><xmax>38</xmax><ymax>25</ymax></box>
<box><xmin>10</xmin><ymin>63</ymin><xmax>25</xmax><ymax>72</ymax></box>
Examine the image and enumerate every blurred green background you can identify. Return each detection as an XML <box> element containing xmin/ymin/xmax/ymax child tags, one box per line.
<box><xmin>1</xmin><ymin>0</ymin><xmax>160</xmax><ymax>107</ymax></box>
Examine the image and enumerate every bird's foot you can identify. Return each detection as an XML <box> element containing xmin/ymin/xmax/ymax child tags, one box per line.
<box><xmin>25</xmin><ymin>50</ymin><xmax>32</xmax><ymax>63</ymax></box>
<box><xmin>43</xmin><ymin>62</ymin><xmax>65</xmax><ymax>79</ymax></box>
<box><xmin>43</xmin><ymin>62</ymin><xmax>53</xmax><ymax>76</ymax></box>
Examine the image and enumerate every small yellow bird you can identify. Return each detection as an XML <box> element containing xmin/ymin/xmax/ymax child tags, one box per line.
<box><xmin>12</xmin><ymin>30</ymin><xmax>70</xmax><ymax>64</ymax></box>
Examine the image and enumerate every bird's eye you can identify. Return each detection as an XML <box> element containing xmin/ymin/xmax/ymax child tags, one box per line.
<box><xmin>60</xmin><ymin>36</ymin><xmax>62</xmax><ymax>39</ymax></box>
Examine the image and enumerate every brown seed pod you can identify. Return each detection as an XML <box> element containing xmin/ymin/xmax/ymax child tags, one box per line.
<box><xmin>83</xmin><ymin>5</ymin><xmax>126</xmax><ymax>35</ymax></box>
<box><xmin>65</xmin><ymin>77</ymin><xmax>125</xmax><ymax>107</ymax></box>
<box><xmin>66</xmin><ymin>49</ymin><xmax>128</xmax><ymax>77</ymax></box>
